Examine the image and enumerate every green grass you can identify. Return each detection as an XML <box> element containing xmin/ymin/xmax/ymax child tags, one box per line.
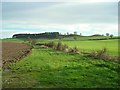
<box><xmin>62</xmin><ymin>39</ymin><xmax>118</xmax><ymax>56</ymax></box>
<box><xmin>62</xmin><ymin>35</ymin><xmax>109</xmax><ymax>41</ymax></box>
<box><xmin>35</xmin><ymin>37</ymin><xmax>118</xmax><ymax>56</ymax></box>
<box><xmin>2</xmin><ymin>38</ymin><xmax>25</xmax><ymax>43</ymax></box>
<box><xmin>2</xmin><ymin>36</ymin><xmax>119</xmax><ymax>88</ymax></box>
<box><xmin>3</xmin><ymin>47</ymin><xmax>120</xmax><ymax>88</ymax></box>
<box><xmin>2</xmin><ymin>37</ymin><xmax>118</xmax><ymax>56</ymax></box>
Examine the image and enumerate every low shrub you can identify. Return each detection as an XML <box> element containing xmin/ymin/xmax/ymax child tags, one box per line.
<box><xmin>27</xmin><ymin>38</ymin><xmax>37</xmax><ymax>47</ymax></box>
<box><xmin>68</xmin><ymin>46</ymin><xmax>79</xmax><ymax>54</ymax></box>
<box><xmin>56</xmin><ymin>41</ymin><xmax>63</xmax><ymax>51</ymax></box>
<box><xmin>45</xmin><ymin>41</ymin><xmax>80</xmax><ymax>54</ymax></box>
<box><xmin>89</xmin><ymin>48</ymin><xmax>118</xmax><ymax>61</ymax></box>
<box><xmin>45</xmin><ymin>42</ymin><xmax>56</xmax><ymax>48</ymax></box>
<box><xmin>96</xmin><ymin>48</ymin><xmax>107</xmax><ymax>58</ymax></box>
<box><xmin>62</xmin><ymin>44</ymin><xmax>69</xmax><ymax>51</ymax></box>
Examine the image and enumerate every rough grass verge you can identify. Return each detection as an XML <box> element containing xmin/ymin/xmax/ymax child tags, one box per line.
<box><xmin>88</xmin><ymin>48</ymin><xmax>118</xmax><ymax>62</ymax></box>
<box><xmin>41</xmin><ymin>42</ymin><xmax>119</xmax><ymax>62</ymax></box>
<box><xmin>44</xmin><ymin>41</ymin><xmax>80</xmax><ymax>54</ymax></box>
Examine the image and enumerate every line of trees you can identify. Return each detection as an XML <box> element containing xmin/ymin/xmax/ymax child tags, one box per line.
<box><xmin>13</xmin><ymin>32</ymin><xmax>59</xmax><ymax>39</ymax></box>
<box><xmin>12</xmin><ymin>31</ymin><xmax>115</xmax><ymax>40</ymax></box>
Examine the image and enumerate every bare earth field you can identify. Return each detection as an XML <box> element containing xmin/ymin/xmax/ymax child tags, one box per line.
<box><xmin>2</xmin><ymin>42</ymin><xmax>31</xmax><ymax>69</ymax></box>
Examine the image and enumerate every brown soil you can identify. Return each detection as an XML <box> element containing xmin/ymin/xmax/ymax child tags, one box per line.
<box><xmin>1</xmin><ymin>42</ymin><xmax>32</xmax><ymax>69</ymax></box>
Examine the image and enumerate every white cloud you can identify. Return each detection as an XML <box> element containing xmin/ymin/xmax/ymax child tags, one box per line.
<box><xmin>1</xmin><ymin>23</ymin><xmax>118</xmax><ymax>38</ymax></box>
<box><xmin>1</xmin><ymin>2</ymin><xmax>118</xmax><ymax>38</ymax></box>
<box><xmin>0</xmin><ymin>30</ymin><xmax>34</xmax><ymax>39</ymax></box>
<box><xmin>2</xmin><ymin>2</ymin><xmax>117</xmax><ymax>24</ymax></box>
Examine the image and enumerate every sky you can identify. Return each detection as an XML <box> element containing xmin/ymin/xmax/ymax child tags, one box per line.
<box><xmin>1</xmin><ymin>0</ymin><xmax>119</xmax><ymax>38</ymax></box>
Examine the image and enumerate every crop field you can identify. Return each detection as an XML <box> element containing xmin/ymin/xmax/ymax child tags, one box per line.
<box><xmin>2</xmin><ymin>42</ymin><xmax>31</xmax><ymax>68</ymax></box>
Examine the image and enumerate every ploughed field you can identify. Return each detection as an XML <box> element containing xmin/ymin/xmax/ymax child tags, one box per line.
<box><xmin>2</xmin><ymin>42</ymin><xmax>31</xmax><ymax>69</ymax></box>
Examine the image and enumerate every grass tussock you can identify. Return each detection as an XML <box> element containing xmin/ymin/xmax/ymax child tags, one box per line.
<box><xmin>69</xmin><ymin>46</ymin><xmax>80</xmax><ymax>54</ymax></box>
<box><xmin>45</xmin><ymin>41</ymin><xmax>80</xmax><ymax>54</ymax></box>
<box><xmin>56</xmin><ymin>41</ymin><xmax>63</xmax><ymax>51</ymax></box>
<box><xmin>44</xmin><ymin>42</ymin><xmax>118</xmax><ymax>61</ymax></box>
<box><xmin>89</xmin><ymin>48</ymin><xmax>118</xmax><ymax>62</ymax></box>
<box><xmin>45</xmin><ymin>41</ymin><xmax>56</xmax><ymax>48</ymax></box>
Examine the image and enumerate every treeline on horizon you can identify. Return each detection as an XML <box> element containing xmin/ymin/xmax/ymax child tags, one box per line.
<box><xmin>12</xmin><ymin>32</ymin><xmax>119</xmax><ymax>39</ymax></box>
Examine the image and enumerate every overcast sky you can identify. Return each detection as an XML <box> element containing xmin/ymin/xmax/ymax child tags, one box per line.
<box><xmin>1</xmin><ymin>0</ymin><xmax>119</xmax><ymax>38</ymax></box>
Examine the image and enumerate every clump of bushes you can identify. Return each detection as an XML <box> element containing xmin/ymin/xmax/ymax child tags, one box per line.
<box><xmin>55</xmin><ymin>42</ymin><xmax>69</xmax><ymax>51</ymax></box>
<box><xmin>45</xmin><ymin>41</ymin><xmax>80</xmax><ymax>54</ymax></box>
<box><xmin>89</xmin><ymin>48</ymin><xmax>118</xmax><ymax>61</ymax></box>
<box><xmin>44</xmin><ymin>42</ymin><xmax>118</xmax><ymax>61</ymax></box>
<box><xmin>63</xmin><ymin>44</ymin><xmax>69</xmax><ymax>52</ymax></box>
<box><xmin>56</xmin><ymin>41</ymin><xmax>63</xmax><ymax>51</ymax></box>
<box><xmin>27</xmin><ymin>38</ymin><xmax>37</xmax><ymax>47</ymax></box>
<box><xmin>69</xmin><ymin>46</ymin><xmax>79</xmax><ymax>53</ymax></box>
<box><xmin>45</xmin><ymin>41</ymin><xmax>56</xmax><ymax>48</ymax></box>
<box><xmin>96</xmin><ymin>48</ymin><xmax>107</xmax><ymax>59</ymax></box>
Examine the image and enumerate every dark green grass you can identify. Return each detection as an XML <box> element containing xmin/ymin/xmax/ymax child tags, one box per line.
<box><xmin>2</xmin><ymin>47</ymin><xmax>120</xmax><ymax>88</ymax></box>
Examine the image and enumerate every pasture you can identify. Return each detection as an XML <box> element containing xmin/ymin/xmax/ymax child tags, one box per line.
<box><xmin>2</xmin><ymin>38</ymin><xmax>118</xmax><ymax>56</ymax></box>
<box><xmin>2</xmin><ymin>47</ymin><xmax>120</xmax><ymax>88</ymax></box>
<box><xmin>2</xmin><ymin>36</ymin><xmax>120</xmax><ymax>88</ymax></box>
<box><xmin>62</xmin><ymin>39</ymin><xmax>118</xmax><ymax>56</ymax></box>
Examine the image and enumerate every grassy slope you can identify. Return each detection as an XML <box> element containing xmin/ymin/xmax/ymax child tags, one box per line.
<box><xmin>3</xmin><ymin>47</ymin><xmax>119</xmax><ymax>88</ymax></box>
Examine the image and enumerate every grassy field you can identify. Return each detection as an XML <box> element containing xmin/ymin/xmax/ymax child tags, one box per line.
<box><xmin>2</xmin><ymin>47</ymin><xmax>120</xmax><ymax>88</ymax></box>
<box><xmin>62</xmin><ymin>39</ymin><xmax>118</xmax><ymax>56</ymax></box>
<box><xmin>2</xmin><ymin>37</ymin><xmax>118</xmax><ymax>56</ymax></box>
<box><xmin>2</xmin><ymin>37</ymin><xmax>119</xmax><ymax>88</ymax></box>
<box><xmin>1</xmin><ymin>38</ymin><xmax>25</xmax><ymax>43</ymax></box>
<box><xmin>61</xmin><ymin>35</ymin><xmax>110</xmax><ymax>41</ymax></box>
